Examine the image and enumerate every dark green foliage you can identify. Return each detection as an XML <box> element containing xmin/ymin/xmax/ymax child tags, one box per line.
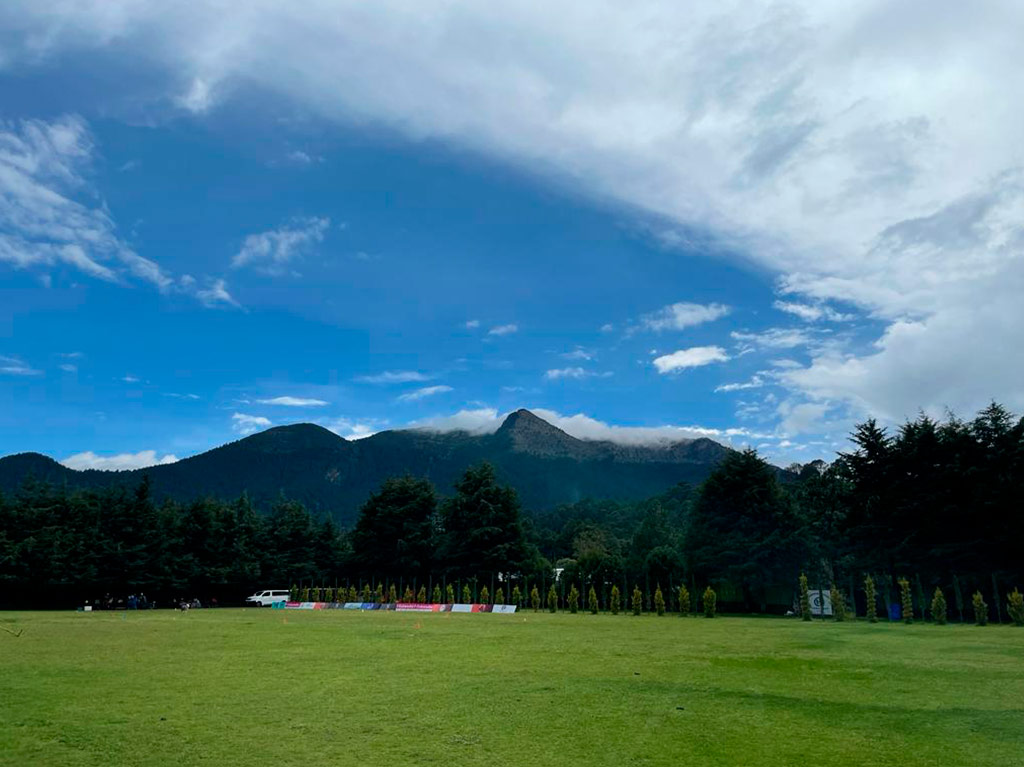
<box><xmin>610</xmin><ymin>585</ymin><xmax>621</xmax><ymax>615</ymax></box>
<box><xmin>830</xmin><ymin>584</ymin><xmax>846</xmax><ymax>622</ymax></box>
<box><xmin>375</xmin><ymin>584</ymin><xmax>384</xmax><ymax>604</ymax></box>
<box><xmin>547</xmin><ymin>584</ymin><xmax>558</xmax><ymax>613</ymax></box>
<box><xmin>799</xmin><ymin>573</ymin><xmax>812</xmax><ymax>621</ymax></box>
<box><xmin>495</xmin><ymin>587</ymin><xmax>504</xmax><ymax>605</ymax></box>
<box><xmin>480</xmin><ymin>585</ymin><xmax>490</xmax><ymax>605</ymax></box>
<box><xmin>445</xmin><ymin>584</ymin><xmax>455</xmax><ymax>604</ymax></box>
<box><xmin>347</xmin><ymin>586</ymin><xmax>357</xmax><ymax>602</ymax></box>
<box><xmin>393</xmin><ymin>584</ymin><xmax>402</xmax><ymax>603</ymax></box>
<box><xmin>631</xmin><ymin>586</ymin><xmax>642</xmax><ymax>616</ymax></box>
<box><xmin>931</xmin><ymin>587</ymin><xmax>947</xmax><ymax>625</ymax></box>
<box><xmin>1008</xmin><ymin>588</ymin><xmax>1024</xmax><ymax>626</ymax></box>
<box><xmin>568</xmin><ymin>584</ymin><xmax>579</xmax><ymax>614</ymax></box>
<box><xmin>678</xmin><ymin>584</ymin><xmax>690</xmax><ymax>616</ymax></box>
<box><xmin>431</xmin><ymin>585</ymin><xmax>441</xmax><ymax>604</ymax></box>
<box><xmin>511</xmin><ymin>585</ymin><xmax>521</xmax><ymax>607</ymax></box>
<box><xmin>864</xmin><ymin>575</ymin><xmax>877</xmax><ymax>623</ymax></box>
<box><xmin>703</xmin><ymin>586</ymin><xmax>717</xmax><ymax>618</ymax></box>
<box><xmin>403</xmin><ymin>586</ymin><xmax>413</xmax><ymax>602</ymax></box>
<box><xmin>290</xmin><ymin>584</ymin><xmax>299</xmax><ymax>602</ymax></box>
<box><xmin>531</xmin><ymin>585</ymin><xmax>541</xmax><ymax>612</ymax></box>
<box><xmin>588</xmin><ymin>586</ymin><xmax>598</xmax><ymax>614</ymax></box>
<box><xmin>350</xmin><ymin>476</ymin><xmax>436</xmax><ymax>579</ymax></box>
<box><xmin>300</xmin><ymin>587</ymin><xmax>309</xmax><ymax>602</ymax></box>
<box><xmin>416</xmin><ymin>586</ymin><xmax>425</xmax><ymax>603</ymax></box>
<box><xmin>654</xmin><ymin>585</ymin><xmax>665</xmax><ymax>616</ymax></box>
<box><xmin>462</xmin><ymin>584</ymin><xmax>472</xmax><ymax>604</ymax></box>
<box><xmin>972</xmin><ymin>591</ymin><xmax>989</xmax><ymax>626</ymax></box>
<box><xmin>899</xmin><ymin>578</ymin><xmax>913</xmax><ymax>624</ymax></box>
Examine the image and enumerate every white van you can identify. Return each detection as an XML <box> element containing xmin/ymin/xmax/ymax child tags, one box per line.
<box><xmin>245</xmin><ymin>589</ymin><xmax>291</xmax><ymax>607</ymax></box>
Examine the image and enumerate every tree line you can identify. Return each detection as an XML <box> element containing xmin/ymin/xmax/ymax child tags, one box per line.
<box><xmin>1</xmin><ymin>403</ymin><xmax>1021</xmax><ymax>619</ymax></box>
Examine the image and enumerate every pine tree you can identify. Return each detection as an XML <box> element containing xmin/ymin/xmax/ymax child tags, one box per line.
<box><xmin>402</xmin><ymin>586</ymin><xmax>413</xmax><ymax>602</ymax></box>
<box><xmin>446</xmin><ymin>584</ymin><xmax>455</xmax><ymax>604</ymax></box>
<box><xmin>531</xmin><ymin>585</ymin><xmax>541</xmax><ymax>612</ymax></box>
<box><xmin>568</xmin><ymin>584</ymin><xmax>579</xmax><ymax>613</ymax></box>
<box><xmin>931</xmin><ymin>587</ymin><xmax>947</xmax><ymax>625</ymax></box>
<box><xmin>898</xmin><ymin>578</ymin><xmax>913</xmax><ymax>624</ymax></box>
<box><xmin>462</xmin><ymin>584</ymin><xmax>472</xmax><ymax>604</ymax></box>
<box><xmin>362</xmin><ymin>584</ymin><xmax>371</xmax><ymax>602</ymax></box>
<box><xmin>588</xmin><ymin>586</ymin><xmax>598</xmax><ymax>615</ymax></box>
<box><xmin>864</xmin><ymin>574</ymin><xmax>878</xmax><ymax>623</ymax></box>
<box><xmin>654</xmin><ymin>585</ymin><xmax>666</xmax><ymax>616</ymax></box>
<box><xmin>495</xmin><ymin>587</ymin><xmax>504</xmax><ymax>605</ymax></box>
<box><xmin>432</xmin><ymin>585</ymin><xmax>441</xmax><ymax>604</ymax></box>
<box><xmin>325</xmin><ymin>587</ymin><xmax>334</xmax><ymax>603</ymax></box>
<box><xmin>375</xmin><ymin>584</ymin><xmax>384</xmax><ymax>604</ymax></box>
<box><xmin>480</xmin><ymin>585</ymin><xmax>490</xmax><ymax>605</ymax></box>
<box><xmin>300</xmin><ymin>586</ymin><xmax>309</xmax><ymax>602</ymax></box>
<box><xmin>547</xmin><ymin>584</ymin><xmax>558</xmax><ymax>613</ymax></box>
<box><xmin>830</xmin><ymin>584</ymin><xmax>846</xmax><ymax>622</ymax></box>
<box><xmin>678</xmin><ymin>584</ymin><xmax>690</xmax><ymax>617</ymax></box>
<box><xmin>511</xmin><ymin>585</ymin><xmax>522</xmax><ymax>607</ymax></box>
<box><xmin>290</xmin><ymin>584</ymin><xmax>299</xmax><ymax>602</ymax></box>
<box><xmin>1007</xmin><ymin>588</ymin><xmax>1024</xmax><ymax>627</ymax></box>
<box><xmin>417</xmin><ymin>586</ymin><xmax>427</xmax><ymax>603</ymax></box>
<box><xmin>631</xmin><ymin>586</ymin><xmax>643</xmax><ymax>616</ymax></box>
<box><xmin>703</xmin><ymin>586</ymin><xmax>717</xmax><ymax>618</ymax></box>
<box><xmin>347</xmin><ymin>586</ymin><xmax>357</xmax><ymax>603</ymax></box>
<box><xmin>610</xmin><ymin>585</ymin><xmax>621</xmax><ymax>615</ymax></box>
<box><xmin>972</xmin><ymin>591</ymin><xmax>989</xmax><ymax>626</ymax></box>
<box><xmin>799</xmin><ymin>573</ymin><xmax>812</xmax><ymax>621</ymax></box>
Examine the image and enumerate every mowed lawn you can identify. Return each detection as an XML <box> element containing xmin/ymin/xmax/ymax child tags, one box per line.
<box><xmin>1</xmin><ymin>609</ymin><xmax>1022</xmax><ymax>767</ymax></box>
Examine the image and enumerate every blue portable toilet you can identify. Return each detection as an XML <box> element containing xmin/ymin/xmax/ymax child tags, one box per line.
<box><xmin>888</xmin><ymin>603</ymin><xmax>901</xmax><ymax>621</ymax></box>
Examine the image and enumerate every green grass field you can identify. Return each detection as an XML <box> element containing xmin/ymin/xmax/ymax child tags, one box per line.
<box><xmin>1</xmin><ymin>609</ymin><xmax>1022</xmax><ymax>766</ymax></box>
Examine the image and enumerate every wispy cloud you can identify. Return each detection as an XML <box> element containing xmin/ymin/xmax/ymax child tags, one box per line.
<box><xmin>545</xmin><ymin>367</ymin><xmax>613</xmax><ymax>380</ymax></box>
<box><xmin>256</xmin><ymin>396</ymin><xmax>329</xmax><ymax>407</ymax></box>
<box><xmin>195</xmin><ymin>278</ymin><xmax>239</xmax><ymax>308</ymax></box>
<box><xmin>638</xmin><ymin>302</ymin><xmax>730</xmax><ymax>332</ymax></box>
<box><xmin>61</xmin><ymin>449</ymin><xmax>178</xmax><ymax>471</ymax></box>
<box><xmin>653</xmin><ymin>346</ymin><xmax>729</xmax><ymax>374</ymax></box>
<box><xmin>464</xmin><ymin>319</ymin><xmax>480</xmax><ymax>329</ymax></box>
<box><xmin>561</xmin><ymin>347</ymin><xmax>594</xmax><ymax>361</ymax></box>
<box><xmin>121</xmin><ymin>375</ymin><xmax>140</xmax><ymax>383</ymax></box>
<box><xmin>715</xmin><ymin>375</ymin><xmax>766</xmax><ymax>393</ymax></box>
<box><xmin>773</xmin><ymin>301</ymin><xmax>853</xmax><ymax>323</ymax></box>
<box><xmin>488</xmin><ymin>324</ymin><xmax>518</xmax><ymax>336</ymax></box>
<box><xmin>231</xmin><ymin>217</ymin><xmax>330</xmax><ymax>275</ymax></box>
<box><xmin>356</xmin><ymin>370</ymin><xmax>432</xmax><ymax>384</ymax></box>
<box><xmin>232</xmin><ymin>412</ymin><xmax>271</xmax><ymax>435</ymax></box>
<box><xmin>0</xmin><ymin>355</ymin><xmax>42</xmax><ymax>376</ymax></box>
<box><xmin>397</xmin><ymin>385</ymin><xmax>453</xmax><ymax>402</ymax></box>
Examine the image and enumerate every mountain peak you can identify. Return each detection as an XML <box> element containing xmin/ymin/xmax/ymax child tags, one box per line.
<box><xmin>495</xmin><ymin>409</ymin><xmax>584</xmax><ymax>457</ymax></box>
<box><xmin>231</xmin><ymin>422</ymin><xmax>348</xmax><ymax>454</ymax></box>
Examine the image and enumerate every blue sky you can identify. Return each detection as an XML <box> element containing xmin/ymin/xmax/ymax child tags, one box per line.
<box><xmin>2</xmin><ymin>3</ymin><xmax>1022</xmax><ymax>469</ymax></box>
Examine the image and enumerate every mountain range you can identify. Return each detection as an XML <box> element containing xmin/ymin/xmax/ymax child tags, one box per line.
<box><xmin>0</xmin><ymin>409</ymin><xmax>737</xmax><ymax>525</ymax></box>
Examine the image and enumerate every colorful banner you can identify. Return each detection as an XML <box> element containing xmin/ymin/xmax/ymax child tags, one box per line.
<box><xmin>285</xmin><ymin>601</ymin><xmax>517</xmax><ymax>613</ymax></box>
<box><xmin>491</xmin><ymin>604</ymin><xmax>517</xmax><ymax>613</ymax></box>
<box><xmin>451</xmin><ymin>603</ymin><xmax>473</xmax><ymax>613</ymax></box>
<box><xmin>395</xmin><ymin>603</ymin><xmax>441</xmax><ymax>612</ymax></box>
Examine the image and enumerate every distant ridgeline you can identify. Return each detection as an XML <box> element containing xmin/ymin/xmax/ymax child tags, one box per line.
<box><xmin>0</xmin><ymin>409</ymin><xmax>734</xmax><ymax>525</ymax></box>
<box><xmin>1</xmin><ymin>404</ymin><xmax>1020</xmax><ymax>618</ymax></box>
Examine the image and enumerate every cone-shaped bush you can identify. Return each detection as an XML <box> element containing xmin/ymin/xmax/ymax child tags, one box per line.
<box><xmin>864</xmin><ymin>575</ymin><xmax>877</xmax><ymax>623</ymax></box>
<box><xmin>568</xmin><ymin>585</ymin><xmax>579</xmax><ymax>614</ymax></box>
<box><xmin>347</xmin><ymin>586</ymin><xmax>357</xmax><ymax>603</ymax></box>
<box><xmin>799</xmin><ymin>573</ymin><xmax>812</xmax><ymax>621</ymax></box>
<box><xmin>610</xmin><ymin>585</ymin><xmax>621</xmax><ymax>615</ymax></box>
<box><xmin>432</xmin><ymin>585</ymin><xmax>441</xmax><ymax>604</ymax></box>
<box><xmin>703</xmin><ymin>586</ymin><xmax>717</xmax><ymax>618</ymax></box>
<box><xmin>462</xmin><ymin>585</ymin><xmax>472</xmax><ymax>604</ymax></box>
<box><xmin>678</xmin><ymin>585</ymin><xmax>690</xmax><ymax>616</ymax></box>
<box><xmin>512</xmin><ymin>585</ymin><xmax>522</xmax><ymax>607</ymax></box>
<box><xmin>530</xmin><ymin>585</ymin><xmax>541</xmax><ymax>612</ymax></box>
<box><xmin>898</xmin><ymin>578</ymin><xmax>913</xmax><ymax>624</ymax></box>
<box><xmin>1007</xmin><ymin>588</ymin><xmax>1024</xmax><ymax>626</ymax></box>
<box><xmin>495</xmin><ymin>587</ymin><xmax>504</xmax><ymax>606</ymax></box>
<box><xmin>361</xmin><ymin>585</ymin><xmax>371</xmax><ymax>602</ymax></box>
<box><xmin>300</xmin><ymin>586</ymin><xmax>309</xmax><ymax>602</ymax></box>
<box><xmin>403</xmin><ymin>586</ymin><xmax>413</xmax><ymax>602</ymax></box>
<box><xmin>588</xmin><ymin>586</ymin><xmax>598</xmax><ymax>614</ymax></box>
<box><xmin>375</xmin><ymin>584</ymin><xmax>384</xmax><ymax>604</ymax></box>
<box><xmin>931</xmin><ymin>587</ymin><xmax>947</xmax><ymax>625</ymax></box>
<box><xmin>417</xmin><ymin>586</ymin><xmax>427</xmax><ymax>603</ymax></box>
<box><xmin>325</xmin><ymin>587</ymin><xmax>334</xmax><ymax>603</ymax></box>
<box><xmin>547</xmin><ymin>584</ymin><xmax>558</xmax><ymax>613</ymax></box>
<box><xmin>972</xmin><ymin>591</ymin><xmax>989</xmax><ymax>626</ymax></box>
<box><xmin>290</xmin><ymin>584</ymin><xmax>299</xmax><ymax>602</ymax></box>
<box><xmin>830</xmin><ymin>584</ymin><xmax>846</xmax><ymax>622</ymax></box>
<box><xmin>446</xmin><ymin>584</ymin><xmax>455</xmax><ymax>604</ymax></box>
<box><xmin>654</xmin><ymin>585</ymin><xmax>666</xmax><ymax>616</ymax></box>
<box><xmin>631</xmin><ymin>586</ymin><xmax>643</xmax><ymax>616</ymax></box>
<box><xmin>480</xmin><ymin>585</ymin><xmax>490</xmax><ymax>605</ymax></box>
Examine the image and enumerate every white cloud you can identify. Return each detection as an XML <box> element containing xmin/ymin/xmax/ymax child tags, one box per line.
<box><xmin>638</xmin><ymin>302</ymin><xmax>730</xmax><ymax>332</ymax></box>
<box><xmin>121</xmin><ymin>375</ymin><xmax>140</xmax><ymax>383</ymax></box>
<box><xmin>776</xmin><ymin>401</ymin><xmax>831</xmax><ymax>437</ymax></box>
<box><xmin>561</xmin><ymin>347</ymin><xmax>593</xmax><ymax>361</ymax></box>
<box><xmin>715</xmin><ymin>375</ymin><xmax>765</xmax><ymax>392</ymax></box>
<box><xmin>62</xmin><ymin>449</ymin><xmax>179</xmax><ymax>471</ymax></box>
<box><xmin>321</xmin><ymin>416</ymin><xmax>380</xmax><ymax>440</ymax></box>
<box><xmin>653</xmin><ymin>346</ymin><xmax>729</xmax><ymax>374</ymax></box>
<box><xmin>464</xmin><ymin>319</ymin><xmax>480</xmax><ymax>329</ymax></box>
<box><xmin>0</xmin><ymin>355</ymin><xmax>42</xmax><ymax>376</ymax></box>
<box><xmin>6</xmin><ymin>3</ymin><xmax>1024</xmax><ymax>422</ymax></box>
<box><xmin>356</xmin><ymin>370</ymin><xmax>432</xmax><ymax>384</ymax></box>
<box><xmin>731</xmin><ymin>328</ymin><xmax>814</xmax><ymax>352</ymax></box>
<box><xmin>59</xmin><ymin>363</ymin><xmax>77</xmax><ymax>373</ymax></box>
<box><xmin>256</xmin><ymin>396</ymin><xmax>329</xmax><ymax>407</ymax></box>
<box><xmin>544</xmin><ymin>367</ymin><xmax>612</xmax><ymax>380</ymax></box>
<box><xmin>410</xmin><ymin>408</ymin><xmax>502</xmax><ymax>434</ymax></box>
<box><xmin>162</xmin><ymin>392</ymin><xmax>200</xmax><ymax>400</ymax></box>
<box><xmin>196</xmin><ymin>278</ymin><xmax>238</xmax><ymax>308</ymax></box>
<box><xmin>773</xmin><ymin>301</ymin><xmax>852</xmax><ymax>323</ymax></box>
<box><xmin>232</xmin><ymin>217</ymin><xmax>330</xmax><ymax>274</ymax></box>
<box><xmin>232</xmin><ymin>412</ymin><xmax>271</xmax><ymax>435</ymax></box>
<box><xmin>488</xmin><ymin>324</ymin><xmax>518</xmax><ymax>336</ymax></box>
<box><xmin>397</xmin><ymin>385</ymin><xmax>453</xmax><ymax>402</ymax></box>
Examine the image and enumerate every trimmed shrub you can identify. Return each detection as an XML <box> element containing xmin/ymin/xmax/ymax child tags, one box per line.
<box><xmin>931</xmin><ymin>587</ymin><xmax>947</xmax><ymax>625</ymax></box>
<box><xmin>432</xmin><ymin>585</ymin><xmax>441</xmax><ymax>604</ymax></box>
<box><xmin>300</xmin><ymin>587</ymin><xmax>309</xmax><ymax>602</ymax></box>
<box><xmin>480</xmin><ymin>585</ymin><xmax>490</xmax><ymax>605</ymax></box>
<box><xmin>495</xmin><ymin>587</ymin><xmax>504</xmax><ymax>606</ymax></box>
<box><xmin>654</xmin><ymin>585</ymin><xmax>666</xmax><ymax>616</ymax></box>
<box><xmin>703</xmin><ymin>586</ymin><xmax>717</xmax><ymax>618</ymax></box>
<box><xmin>830</xmin><ymin>584</ymin><xmax>846</xmax><ymax>622</ymax></box>
<box><xmin>972</xmin><ymin>591</ymin><xmax>989</xmax><ymax>626</ymax></box>
<box><xmin>799</xmin><ymin>573</ymin><xmax>812</xmax><ymax>621</ymax></box>
<box><xmin>462</xmin><ymin>585</ymin><xmax>472</xmax><ymax>604</ymax></box>
<box><xmin>864</xmin><ymin>574</ymin><xmax>877</xmax><ymax>623</ymax></box>
<box><xmin>511</xmin><ymin>585</ymin><xmax>522</xmax><ymax>607</ymax></box>
<box><xmin>588</xmin><ymin>586</ymin><xmax>598</xmax><ymax>615</ymax></box>
<box><xmin>547</xmin><ymin>585</ymin><xmax>558</xmax><ymax>613</ymax></box>
<box><xmin>347</xmin><ymin>586</ymin><xmax>357</xmax><ymax>602</ymax></box>
<box><xmin>898</xmin><ymin>578</ymin><xmax>913</xmax><ymax>624</ymax></box>
<box><xmin>393</xmin><ymin>585</ymin><xmax>402</xmax><ymax>603</ymax></box>
<box><xmin>361</xmin><ymin>585</ymin><xmax>371</xmax><ymax>602</ymax></box>
<box><xmin>678</xmin><ymin>584</ymin><xmax>690</xmax><ymax>617</ymax></box>
<box><xmin>446</xmin><ymin>584</ymin><xmax>455</xmax><ymax>604</ymax></box>
<box><xmin>631</xmin><ymin>586</ymin><xmax>643</xmax><ymax>616</ymax></box>
<box><xmin>290</xmin><ymin>584</ymin><xmax>299</xmax><ymax>602</ymax></box>
<box><xmin>531</xmin><ymin>585</ymin><xmax>541</xmax><ymax>612</ymax></box>
<box><xmin>325</xmin><ymin>587</ymin><xmax>335</xmax><ymax>603</ymax></box>
<box><xmin>1007</xmin><ymin>588</ymin><xmax>1024</xmax><ymax>627</ymax></box>
<box><xmin>568</xmin><ymin>585</ymin><xmax>579</xmax><ymax>614</ymax></box>
<box><xmin>375</xmin><ymin>584</ymin><xmax>384</xmax><ymax>604</ymax></box>
<box><xmin>610</xmin><ymin>585</ymin><xmax>621</xmax><ymax>615</ymax></box>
